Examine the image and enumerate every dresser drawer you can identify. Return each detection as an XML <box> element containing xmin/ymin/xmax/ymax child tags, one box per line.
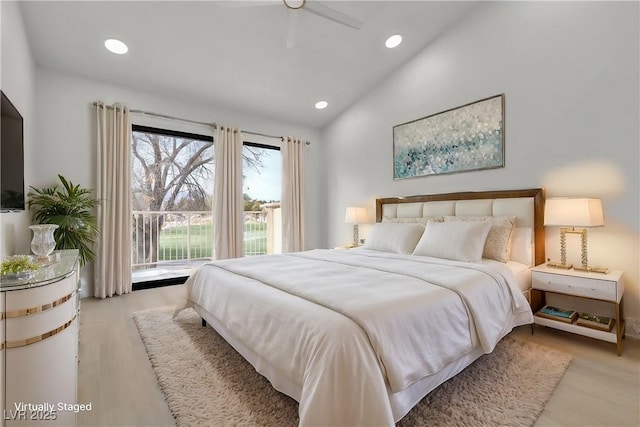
<box><xmin>532</xmin><ymin>271</ymin><xmax>618</xmax><ymax>301</ymax></box>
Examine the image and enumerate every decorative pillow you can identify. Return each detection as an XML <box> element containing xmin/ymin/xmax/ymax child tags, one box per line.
<box><xmin>362</xmin><ymin>223</ymin><xmax>425</xmax><ymax>254</ymax></box>
<box><xmin>444</xmin><ymin>216</ymin><xmax>516</xmax><ymax>262</ymax></box>
<box><xmin>412</xmin><ymin>221</ymin><xmax>492</xmax><ymax>263</ymax></box>
<box><xmin>381</xmin><ymin>216</ymin><xmax>444</xmax><ymax>224</ymax></box>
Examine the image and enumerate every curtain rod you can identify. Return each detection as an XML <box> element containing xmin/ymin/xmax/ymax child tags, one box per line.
<box><xmin>92</xmin><ymin>102</ymin><xmax>310</xmax><ymax>144</ymax></box>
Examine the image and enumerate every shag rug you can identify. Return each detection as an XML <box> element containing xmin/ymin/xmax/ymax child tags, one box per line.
<box><xmin>133</xmin><ymin>308</ymin><xmax>572</xmax><ymax>427</ymax></box>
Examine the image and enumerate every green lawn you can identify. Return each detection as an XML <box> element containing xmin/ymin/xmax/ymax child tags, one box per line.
<box><xmin>157</xmin><ymin>221</ymin><xmax>267</xmax><ymax>261</ymax></box>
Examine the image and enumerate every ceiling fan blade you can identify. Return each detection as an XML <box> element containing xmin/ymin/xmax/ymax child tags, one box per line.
<box><xmin>286</xmin><ymin>10</ymin><xmax>299</xmax><ymax>49</ymax></box>
<box><xmin>216</xmin><ymin>0</ymin><xmax>279</xmax><ymax>8</ymax></box>
<box><xmin>303</xmin><ymin>1</ymin><xmax>362</xmax><ymax>30</ymax></box>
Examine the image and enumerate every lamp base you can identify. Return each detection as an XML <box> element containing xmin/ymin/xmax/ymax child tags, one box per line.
<box><xmin>352</xmin><ymin>224</ymin><xmax>359</xmax><ymax>247</ymax></box>
<box><xmin>547</xmin><ymin>261</ymin><xmax>573</xmax><ymax>270</ymax></box>
<box><xmin>574</xmin><ymin>265</ymin><xmax>610</xmax><ymax>274</ymax></box>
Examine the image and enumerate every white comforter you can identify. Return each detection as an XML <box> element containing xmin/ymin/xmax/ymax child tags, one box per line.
<box><xmin>175</xmin><ymin>249</ymin><xmax>533</xmax><ymax>426</ymax></box>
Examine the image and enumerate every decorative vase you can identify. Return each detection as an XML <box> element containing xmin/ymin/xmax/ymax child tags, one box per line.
<box><xmin>29</xmin><ymin>224</ymin><xmax>59</xmax><ymax>260</ymax></box>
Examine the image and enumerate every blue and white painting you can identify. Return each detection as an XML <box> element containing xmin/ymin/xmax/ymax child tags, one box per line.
<box><xmin>393</xmin><ymin>94</ymin><xmax>504</xmax><ymax>180</ymax></box>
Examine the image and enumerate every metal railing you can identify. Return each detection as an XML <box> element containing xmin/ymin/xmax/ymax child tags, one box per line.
<box><xmin>132</xmin><ymin>210</ymin><xmax>269</xmax><ymax>269</ymax></box>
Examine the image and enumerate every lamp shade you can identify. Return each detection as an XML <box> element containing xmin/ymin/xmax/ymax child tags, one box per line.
<box><xmin>544</xmin><ymin>198</ymin><xmax>604</xmax><ymax>227</ymax></box>
<box><xmin>345</xmin><ymin>207</ymin><xmax>367</xmax><ymax>224</ymax></box>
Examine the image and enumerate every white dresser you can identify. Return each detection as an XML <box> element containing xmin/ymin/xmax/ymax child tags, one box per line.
<box><xmin>1</xmin><ymin>250</ymin><xmax>79</xmax><ymax>426</ymax></box>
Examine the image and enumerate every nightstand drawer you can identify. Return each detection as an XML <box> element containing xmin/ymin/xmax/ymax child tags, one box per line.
<box><xmin>532</xmin><ymin>271</ymin><xmax>617</xmax><ymax>301</ymax></box>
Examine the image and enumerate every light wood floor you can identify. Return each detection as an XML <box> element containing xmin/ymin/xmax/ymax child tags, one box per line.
<box><xmin>78</xmin><ymin>285</ymin><xmax>640</xmax><ymax>427</ymax></box>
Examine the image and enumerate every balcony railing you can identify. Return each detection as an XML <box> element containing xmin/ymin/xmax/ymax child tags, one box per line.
<box><xmin>132</xmin><ymin>209</ymin><xmax>279</xmax><ymax>270</ymax></box>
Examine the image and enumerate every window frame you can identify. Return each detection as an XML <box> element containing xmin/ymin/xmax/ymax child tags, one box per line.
<box><xmin>132</xmin><ymin>124</ymin><xmax>214</xmax><ymax>144</ymax></box>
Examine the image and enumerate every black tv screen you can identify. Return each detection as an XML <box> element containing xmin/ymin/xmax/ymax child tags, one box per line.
<box><xmin>1</xmin><ymin>91</ymin><xmax>25</xmax><ymax>211</ymax></box>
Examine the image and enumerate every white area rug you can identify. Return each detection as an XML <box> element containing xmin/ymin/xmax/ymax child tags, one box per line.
<box><xmin>133</xmin><ymin>308</ymin><xmax>572</xmax><ymax>427</ymax></box>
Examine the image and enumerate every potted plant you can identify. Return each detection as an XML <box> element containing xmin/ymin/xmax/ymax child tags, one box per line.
<box><xmin>28</xmin><ymin>174</ymin><xmax>100</xmax><ymax>267</ymax></box>
<box><xmin>0</xmin><ymin>255</ymin><xmax>40</xmax><ymax>280</ymax></box>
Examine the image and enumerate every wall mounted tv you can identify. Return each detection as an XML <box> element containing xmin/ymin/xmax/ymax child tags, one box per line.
<box><xmin>1</xmin><ymin>90</ymin><xmax>25</xmax><ymax>212</ymax></box>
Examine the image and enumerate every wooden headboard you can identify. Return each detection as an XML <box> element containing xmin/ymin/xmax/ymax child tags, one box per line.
<box><xmin>375</xmin><ymin>188</ymin><xmax>545</xmax><ymax>266</ymax></box>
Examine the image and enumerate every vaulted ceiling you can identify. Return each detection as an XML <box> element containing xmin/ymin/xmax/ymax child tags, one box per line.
<box><xmin>19</xmin><ymin>1</ymin><xmax>478</xmax><ymax>128</ymax></box>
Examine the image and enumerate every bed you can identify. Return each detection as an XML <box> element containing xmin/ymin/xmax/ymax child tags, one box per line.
<box><xmin>174</xmin><ymin>188</ymin><xmax>545</xmax><ymax>426</ymax></box>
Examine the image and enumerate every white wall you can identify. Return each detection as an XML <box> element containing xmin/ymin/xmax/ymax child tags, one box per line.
<box><xmin>32</xmin><ymin>68</ymin><xmax>322</xmax><ymax>297</ymax></box>
<box><xmin>0</xmin><ymin>1</ymin><xmax>36</xmax><ymax>259</ymax></box>
<box><xmin>321</xmin><ymin>2</ymin><xmax>640</xmax><ymax>329</ymax></box>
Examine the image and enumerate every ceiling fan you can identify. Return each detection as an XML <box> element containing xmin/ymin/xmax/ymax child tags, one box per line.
<box><xmin>218</xmin><ymin>0</ymin><xmax>363</xmax><ymax>48</ymax></box>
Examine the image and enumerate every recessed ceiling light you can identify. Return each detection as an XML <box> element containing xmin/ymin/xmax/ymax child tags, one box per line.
<box><xmin>385</xmin><ymin>34</ymin><xmax>402</xmax><ymax>49</ymax></box>
<box><xmin>315</xmin><ymin>101</ymin><xmax>328</xmax><ymax>110</ymax></box>
<box><xmin>104</xmin><ymin>38</ymin><xmax>128</xmax><ymax>55</ymax></box>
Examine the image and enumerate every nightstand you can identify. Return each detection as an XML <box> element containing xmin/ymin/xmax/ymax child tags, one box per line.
<box><xmin>531</xmin><ymin>264</ymin><xmax>625</xmax><ymax>355</ymax></box>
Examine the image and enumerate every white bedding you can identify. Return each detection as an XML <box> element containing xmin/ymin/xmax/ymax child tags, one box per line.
<box><xmin>175</xmin><ymin>248</ymin><xmax>533</xmax><ymax>426</ymax></box>
<box><xmin>484</xmin><ymin>258</ymin><xmax>532</xmax><ymax>292</ymax></box>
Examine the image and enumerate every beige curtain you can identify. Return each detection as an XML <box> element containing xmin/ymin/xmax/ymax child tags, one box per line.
<box><xmin>213</xmin><ymin>125</ymin><xmax>244</xmax><ymax>259</ymax></box>
<box><xmin>281</xmin><ymin>136</ymin><xmax>306</xmax><ymax>252</ymax></box>
<box><xmin>94</xmin><ymin>102</ymin><xmax>132</xmax><ymax>298</ymax></box>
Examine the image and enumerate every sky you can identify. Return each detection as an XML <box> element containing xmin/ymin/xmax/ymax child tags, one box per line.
<box><xmin>243</xmin><ymin>147</ymin><xmax>282</xmax><ymax>202</ymax></box>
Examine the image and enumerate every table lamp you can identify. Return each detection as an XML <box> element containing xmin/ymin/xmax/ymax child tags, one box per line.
<box><xmin>544</xmin><ymin>197</ymin><xmax>608</xmax><ymax>273</ymax></box>
<box><xmin>345</xmin><ymin>207</ymin><xmax>367</xmax><ymax>247</ymax></box>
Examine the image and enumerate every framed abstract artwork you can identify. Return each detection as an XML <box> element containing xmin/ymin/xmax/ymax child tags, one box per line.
<box><xmin>393</xmin><ymin>94</ymin><xmax>505</xmax><ymax>180</ymax></box>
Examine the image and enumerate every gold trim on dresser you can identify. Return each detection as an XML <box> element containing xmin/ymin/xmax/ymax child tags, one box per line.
<box><xmin>3</xmin><ymin>314</ymin><xmax>77</xmax><ymax>350</ymax></box>
<box><xmin>2</xmin><ymin>290</ymin><xmax>76</xmax><ymax>319</ymax></box>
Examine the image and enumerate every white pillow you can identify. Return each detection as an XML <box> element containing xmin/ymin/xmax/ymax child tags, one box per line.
<box><xmin>510</xmin><ymin>227</ymin><xmax>533</xmax><ymax>266</ymax></box>
<box><xmin>413</xmin><ymin>221</ymin><xmax>492</xmax><ymax>262</ymax></box>
<box><xmin>362</xmin><ymin>223</ymin><xmax>425</xmax><ymax>254</ymax></box>
<box><xmin>444</xmin><ymin>216</ymin><xmax>516</xmax><ymax>262</ymax></box>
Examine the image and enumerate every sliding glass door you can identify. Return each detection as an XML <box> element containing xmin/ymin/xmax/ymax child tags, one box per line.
<box><xmin>242</xmin><ymin>142</ymin><xmax>282</xmax><ymax>255</ymax></box>
<box><xmin>130</xmin><ymin>125</ymin><xmax>214</xmax><ymax>279</ymax></box>
<box><xmin>129</xmin><ymin>127</ymin><xmax>282</xmax><ymax>284</ymax></box>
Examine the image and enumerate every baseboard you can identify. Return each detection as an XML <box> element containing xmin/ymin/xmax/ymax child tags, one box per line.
<box><xmin>133</xmin><ymin>276</ymin><xmax>188</xmax><ymax>291</ymax></box>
